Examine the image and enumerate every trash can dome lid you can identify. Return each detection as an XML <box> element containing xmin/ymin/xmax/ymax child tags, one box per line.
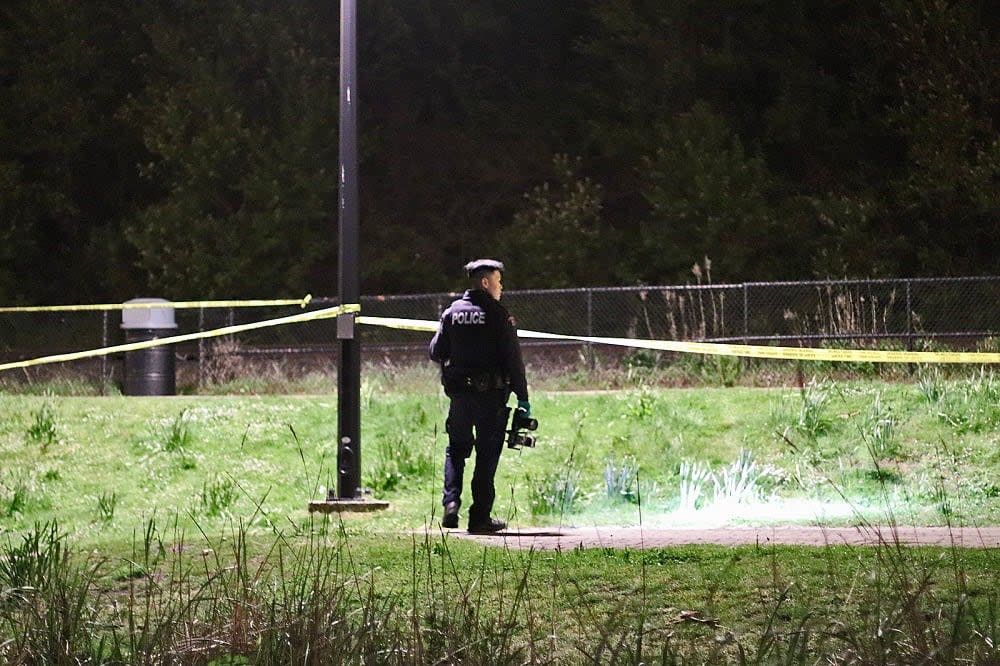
<box><xmin>121</xmin><ymin>298</ymin><xmax>178</xmax><ymax>329</ymax></box>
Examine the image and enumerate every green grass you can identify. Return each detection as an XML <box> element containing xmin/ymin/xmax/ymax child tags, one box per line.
<box><xmin>0</xmin><ymin>515</ymin><xmax>998</xmax><ymax>663</ymax></box>
<box><xmin>3</xmin><ymin>372</ymin><xmax>1000</xmax><ymax>541</ymax></box>
<box><xmin>2</xmin><ymin>366</ymin><xmax>1000</xmax><ymax>662</ymax></box>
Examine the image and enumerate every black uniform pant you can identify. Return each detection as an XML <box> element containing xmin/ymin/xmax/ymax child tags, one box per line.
<box><xmin>443</xmin><ymin>389</ymin><xmax>508</xmax><ymax>524</ymax></box>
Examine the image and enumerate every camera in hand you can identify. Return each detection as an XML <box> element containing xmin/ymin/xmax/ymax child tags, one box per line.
<box><xmin>506</xmin><ymin>408</ymin><xmax>538</xmax><ymax>450</ymax></box>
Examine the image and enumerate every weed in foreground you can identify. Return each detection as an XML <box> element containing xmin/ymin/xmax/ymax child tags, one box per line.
<box><xmin>0</xmin><ymin>514</ymin><xmax>999</xmax><ymax>664</ymax></box>
<box><xmin>0</xmin><ymin>521</ymin><xmax>104</xmax><ymax>662</ymax></box>
<box><xmin>0</xmin><ymin>521</ymin><xmax>64</xmax><ymax>590</ymax></box>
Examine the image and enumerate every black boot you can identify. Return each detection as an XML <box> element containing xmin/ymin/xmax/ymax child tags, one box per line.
<box><xmin>442</xmin><ymin>502</ymin><xmax>460</xmax><ymax>529</ymax></box>
<box><xmin>468</xmin><ymin>517</ymin><xmax>506</xmax><ymax>534</ymax></box>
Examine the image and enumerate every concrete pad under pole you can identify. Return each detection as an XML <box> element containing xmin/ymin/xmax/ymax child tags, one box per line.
<box><xmin>308</xmin><ymin>497</ymin><xmax>391</xmax><ymax>513</ymax></box>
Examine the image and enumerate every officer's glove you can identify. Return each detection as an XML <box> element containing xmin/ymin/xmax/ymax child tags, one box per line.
<box><xmin>516</xmin><ymin>400</ymin><xmax>531</xmax><ymax>418</ymax></box>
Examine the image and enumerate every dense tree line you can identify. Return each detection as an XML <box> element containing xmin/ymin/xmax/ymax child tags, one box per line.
<box><xmin>1</xmin><ymin>0</ymin><xmax>997</xmax><ymax>302</ymax></box>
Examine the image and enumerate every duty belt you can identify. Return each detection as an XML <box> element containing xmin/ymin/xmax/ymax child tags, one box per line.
<box><xmin>442</xmin><ymin>367</ymin><xmax>509</xmax><ymax>393</ymax></box>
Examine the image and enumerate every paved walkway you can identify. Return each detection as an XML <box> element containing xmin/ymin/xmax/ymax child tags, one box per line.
<box><xmin>448</xmin><ymin>525</ymin><xmax>1000</xmax><ymax>550</ymax></box>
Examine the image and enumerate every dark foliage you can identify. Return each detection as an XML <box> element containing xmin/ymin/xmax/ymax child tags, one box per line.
<box><xmin>0</xmin><ymin>0</ymin><xmax>997</xmax><ymax>302</ymax></box>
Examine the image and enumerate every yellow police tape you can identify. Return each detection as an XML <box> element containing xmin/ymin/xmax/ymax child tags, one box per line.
<box><xmin>0</xmin><ymin>304</ymin><xmax>358</xmax><ymax>372</ymax></box>
<box><xmin>356</xmin><ymin>316</ymin><xmax>1000</xmax><ymax>365</ymax></box>
<box><xmin>0</xmin><ymin>295</ymin><xmax>313</xmax><ymax>313</ymax></box>
<box><xmin>2</xmin><ymin>307</ymin><xmax>998</xmax><ymax>373</ymax></box>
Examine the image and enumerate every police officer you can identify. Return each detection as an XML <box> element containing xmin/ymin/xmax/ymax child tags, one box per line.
<box><xmin>429</xmin><ymin>259</ymin><xmax>530</xmax><ymax>533</ymax></box>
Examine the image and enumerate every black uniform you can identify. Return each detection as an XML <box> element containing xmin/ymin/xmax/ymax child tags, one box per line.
<box><xmin>429</xmin><ymin>288</ymin><xmax>528</xmax><ymax>526</ymax></box>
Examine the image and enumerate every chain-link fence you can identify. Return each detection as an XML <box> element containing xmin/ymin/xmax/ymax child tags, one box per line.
<box><xmin>2</xmin><ymin>276</ymin><xmax>998</xmax><ymax>390</ymax></box>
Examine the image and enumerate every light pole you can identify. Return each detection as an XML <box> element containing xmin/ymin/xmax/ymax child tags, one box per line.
<box><xmin>311</xmin><ymin>0</ymin><xmax>387</xmax><ymax>513</ymax></box>
<box><xmin>336</xmin><ymin>0</ymin><xmax>361</xmax><ymax>500</ymax></box>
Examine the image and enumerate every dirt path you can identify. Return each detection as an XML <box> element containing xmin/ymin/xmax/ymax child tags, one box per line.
<box><xmin>451</xmin><ymin>525</ymin><xmax>1000</xmax><ymax>550</ymax></box>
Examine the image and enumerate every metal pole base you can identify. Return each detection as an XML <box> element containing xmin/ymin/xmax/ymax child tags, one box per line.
<box><xmin>308</xmin><ymin>498</ymin><xmax>390</xmax><ymax>513</ymax></box>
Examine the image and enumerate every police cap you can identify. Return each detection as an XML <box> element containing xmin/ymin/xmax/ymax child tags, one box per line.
<box><xmin>464</xmin><ymin>258</ymin><xmax>505</xmax><ymax>277</ymax></box>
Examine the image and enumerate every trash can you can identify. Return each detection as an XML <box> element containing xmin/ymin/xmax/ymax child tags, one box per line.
<box><xmin>121</xmin><ymin>298</ymin><xmax>177</xmax><ymax>396</ymax></box>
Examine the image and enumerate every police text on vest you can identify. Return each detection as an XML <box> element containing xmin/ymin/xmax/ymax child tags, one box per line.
<box><xmin>452</xmin><ymin>311</ymin><xmax>485</xmax><ymax>325</ymax></box>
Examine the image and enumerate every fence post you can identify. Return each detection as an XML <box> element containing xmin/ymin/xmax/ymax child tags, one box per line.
<box><xmin>905</xmin><ymin>278</ymin><xmax>916</xmax><ymax>377</ymax></box>
<box><xmin>742</xmin><ymin>283</ymin><xmax>749</xmax><ymax>345</ymax></box>
<box><xmin>101</xmin><ymin>311</ymin><xmax>109</xmax><ymax>395</ymax></box>
<box><xmin>586</xmin><ymin>288</ymin><xmax>595</xmax><ymax>371</ymax></box>
<box><xmin>586</xmin><ymin>288</ymin><xmax>593</xmax><ymax>337</ymax></box>
<box><xmin>198</xmin><ymin>306</ymin><xmax>205</xmax><ymax>389</ymax></box>
<box><xmin>741</xmin><ymin>283</ymin><xmax>750</xmax><ymax>371</ymax></box>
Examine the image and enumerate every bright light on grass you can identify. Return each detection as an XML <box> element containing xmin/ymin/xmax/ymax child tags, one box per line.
<box><xmin>647</xmin><ymin>497</ymin><xmax>859</xmax><ymax>528</ymax></box>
